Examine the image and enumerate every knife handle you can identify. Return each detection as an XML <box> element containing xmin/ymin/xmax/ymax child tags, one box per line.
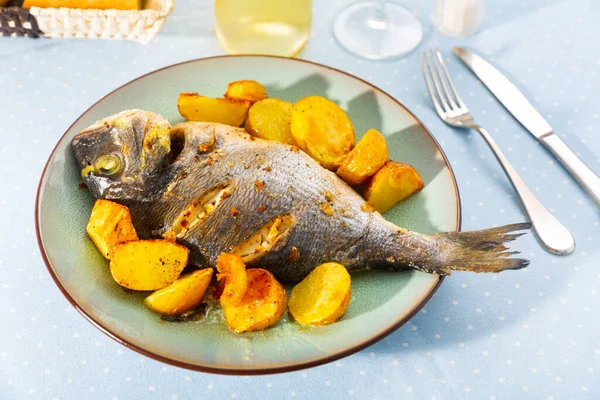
<box><xmin>474</xmin><ymin>126</ymin><xmax>575</xmax><ymax>255</ymax></box>
<box><xmin>540</xmin><ymin>133</ymin><xmax>600</xmax><ymax>207</ymax></box>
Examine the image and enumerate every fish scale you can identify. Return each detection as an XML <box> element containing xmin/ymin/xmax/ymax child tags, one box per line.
<box><xmin>72</xmin><ymin>110</ymin><xmax>531</xmax><ymax>282</ymax></box>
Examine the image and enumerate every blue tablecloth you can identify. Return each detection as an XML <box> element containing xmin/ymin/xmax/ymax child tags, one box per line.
<box><xmin>2</xmin><ymin>0</ymin><xmax>599</xmax><ymax>398</ymax></box>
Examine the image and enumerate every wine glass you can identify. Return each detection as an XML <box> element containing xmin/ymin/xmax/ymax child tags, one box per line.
<box><xmin>333</xmin><ymin>0</ymin><xmax>424</xmax><ymax>60</ymax></box>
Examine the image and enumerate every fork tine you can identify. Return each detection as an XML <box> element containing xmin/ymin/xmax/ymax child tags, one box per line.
<box><xmin>431</xmin><ymin>49</ymin><xmax>459</xmax><ymax>110</ymax></box>
<box><xmin>419</xmin><ymin>53</ymin><xmax>446</xmax><ymax>117</ymax></box>
<box><xmin>424</xmin><ymin>51</ymin><xmax>452</xmax><ymax>114</ymax></box>
<box><xmin>435</xmin><ymin>49</ymin><xmax>467</xmax><ymax>109</ymax></box>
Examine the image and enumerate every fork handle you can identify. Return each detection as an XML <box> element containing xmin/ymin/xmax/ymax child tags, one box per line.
<box><xmin>540</xmin><ymin>133</ymin><xmax>600</xmax><ymax>207</ymax></box>
<box><xmin>474</xmin><ymin>126</ymin><xmax>575</xmax><ymax>255</ymax></box>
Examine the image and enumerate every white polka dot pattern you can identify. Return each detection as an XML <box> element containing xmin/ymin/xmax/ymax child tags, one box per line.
<box><xmin>1</xmin><ymin>0</ymin><xmax>598</xmax><ymax>398</ymax></box>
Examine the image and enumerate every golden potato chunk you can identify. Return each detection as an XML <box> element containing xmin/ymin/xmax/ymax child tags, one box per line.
<box><xmin>177</xmin><ymin>93</ymin><xmax>249</xmax><ymax>126</ymax></box>
<box><xmin>336</xmin><ymin>128</ymin><xmax>389</xmax><ymax>186</ymax></box>
<box><xmin>288</xmin><ymin>262</ymin><xmax>351</xmax><ymax>326</ymax></box>
<box><xmin>110</xmin><ymin>240</ymin><xmax>189</xmax><ymax>291</ymax></box>
<box><xmin>86</xmin><ymin>199</ymin><xmax>138</xmax><ymax>259</ymax></box>
<box><xmin>364</xmin><ymin>161</ymin><xmax>424</xmax><ymax>214</ymax></box>
<box><xmin>223</xmin><ymin>268</ymin><xmax>287</xmax><ymax>333</ymax></box>
<box><xmin>225</xmin><ymin>80</ymin><xmax>268</xmax><ymax>104</ymax></box>
<box><xmin>216</xmin><ymin>253</ymin><xmax>248</xmax><ymax>307</ymax></box>
<box><xmin>290</xmin><ymin>95</ymin><xmax>355</xmax><ymax>170</ymax></box>
<box><xmin>245</xmin><ymin>98</ymin><xmax>294</xmax><ymax>144</ymax></box>
<box><xmin>144</xmin><ymin>268</ymin><xmax>213</xmax><ymax>315</ymax></box>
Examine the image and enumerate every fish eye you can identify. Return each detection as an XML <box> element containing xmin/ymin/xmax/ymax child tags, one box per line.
<box><xmin>94</xmin><ymin>154</ymin><xmax>122</xmax><ymax>176</ymax></box>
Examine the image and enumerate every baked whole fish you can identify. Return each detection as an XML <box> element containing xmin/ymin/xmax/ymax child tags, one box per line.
<box><xmin>72</xmin><ymin>110</ymin><xmax>530</xmax><ymax>282</ymax></box>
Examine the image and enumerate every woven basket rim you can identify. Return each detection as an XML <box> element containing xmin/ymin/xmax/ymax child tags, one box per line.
<box><xmin>0</xmin><ymin>1</ymin><xmax>174</xmax><ymax>43</ymax></box>
<box><xmin>25</xmin><ymin>0</ymin><xmax>175</xmax><ymax>16</ymax></box>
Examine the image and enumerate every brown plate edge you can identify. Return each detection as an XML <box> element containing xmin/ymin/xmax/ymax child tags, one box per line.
<box><xmin>34</xmin><ymin>54</ymin><xmax>462</xmax><ymax>376</ymax></box>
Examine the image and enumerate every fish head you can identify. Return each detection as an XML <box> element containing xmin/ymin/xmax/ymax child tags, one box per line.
<box><xmin>71</xmin><ymin>109</ymin><xmax>172</xmax><ymax>200</ymax></box>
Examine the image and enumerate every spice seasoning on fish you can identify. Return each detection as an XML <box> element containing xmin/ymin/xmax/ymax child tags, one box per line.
<box><xmin>324</xmin><ymin>191</ymin><xmax>334</xmax><ymax>202</ymax></box>
<box><xmin>263</xmin><ymin>166</ymin><xmax>272</xmax><ymax>172</ymax></box>
<box><xmin>287</xmin><ymin>247</ymin><xmax>300</xmax><ymax>261</ymax></box>
<box><xmin>320</xmin><ymin>202</ymin><xmax>333</xmax><ymax>216</ymax></box>
<box><xmin>361</xmin><ymin>202</ymin><xmax>375</xmax><ymax>213</ymax></box>
<box><xmin>254</xmin><ymin>180</ymin><xmax>264</xmax><ymax>190</ymax></box>
<box><xmin>220</xmin><ymin>189</ymin><xmax>232</xmax><ymax>201</ymax></box>
<box><xmin>198</xmin><ymin>143</ymin><xmax>211</xmax><ymax>153</ymax></box>
<box><xmin>199</xmin><ymin>142</ymin><xmax>212</xmax><ymax>153</ymax></box>
<box><xmin>257</xmin><ymin>205</ymin><xmax>265</xmax><ymax>213</ymax></box>
<box><xmin>231</xmin><ymin>206</ymin><xmax>240</xmax><ymax>217</ymax></box>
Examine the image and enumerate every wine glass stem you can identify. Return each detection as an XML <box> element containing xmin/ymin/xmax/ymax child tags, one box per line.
<box><xmin>369</xmin><ymin>0</ymin><xmax>389</xmax><ymax>29</ymax></box>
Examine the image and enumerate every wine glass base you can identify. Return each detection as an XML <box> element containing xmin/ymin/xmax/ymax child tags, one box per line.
<box><xmin>334</xmin><ymin>1</ymin><xmax>424</xmax><ymax>60</ymax></box>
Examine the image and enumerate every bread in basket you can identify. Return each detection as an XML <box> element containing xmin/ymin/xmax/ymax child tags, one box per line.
<box><xmin>0</xmin><ymin>0</ymin><xmax>175</xmax><ymax>43</ymax></box>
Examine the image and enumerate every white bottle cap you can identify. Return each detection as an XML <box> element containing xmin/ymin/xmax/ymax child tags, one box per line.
<box><xmin>435</xmin><ymin>0</ymin><xmax>484</xmax><ymax>37</ymax></box>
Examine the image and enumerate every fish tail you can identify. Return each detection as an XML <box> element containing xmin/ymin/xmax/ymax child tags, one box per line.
<box><xmin>388</xmin><ymin>222</ymin><xmax>532</xmax><ymax>275</ymax></box>
<box><xmin>429</xmin><ymin>222</ymin><xmax>532</xmax><ymax>274</ymax></box>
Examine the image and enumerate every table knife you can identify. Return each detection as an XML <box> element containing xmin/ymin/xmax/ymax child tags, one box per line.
<box><xmin>453</xmin><ymin>47</ymin><xmax>600</xmax><ymax>208</ymax></box>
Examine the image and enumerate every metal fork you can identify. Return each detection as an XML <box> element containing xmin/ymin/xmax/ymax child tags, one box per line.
<box><xmin>420</xmin><ymin>49</ymin><xmax>574</xmax><ymax>255</ymax></box>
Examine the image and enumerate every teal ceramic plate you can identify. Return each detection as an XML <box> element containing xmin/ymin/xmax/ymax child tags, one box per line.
<box><xmin>36</xmin><ymin>56</ymin><xmax>460</xmax><ymax>375</ymax></box>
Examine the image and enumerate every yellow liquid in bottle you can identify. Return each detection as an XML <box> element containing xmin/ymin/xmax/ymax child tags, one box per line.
<box><xmin>215</xmin><ymin>0</ymin><xmax>312</xmax><ymax>57</ymax></box>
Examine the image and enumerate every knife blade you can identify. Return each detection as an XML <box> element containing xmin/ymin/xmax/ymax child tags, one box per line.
<box><xmin>453</xmin><ymin>47</ymin><xmax>553</xmax><ymax>138</ymax></box>
<box><xmin>453</xmin><ymin>46</ymin><xmax>600</xmax><ymax>208</ymax></box>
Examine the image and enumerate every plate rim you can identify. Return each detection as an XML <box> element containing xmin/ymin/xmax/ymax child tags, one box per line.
<box><xmin>35</xmin><ymin>55</ymin><xmax>461</xmax><ymax>375</ymax></box>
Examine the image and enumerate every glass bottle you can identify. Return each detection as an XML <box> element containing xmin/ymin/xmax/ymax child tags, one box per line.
<box><xmin>215</xmin><ymin>0</ymin><xmax>312</xmax><ymax>57</ymax></box>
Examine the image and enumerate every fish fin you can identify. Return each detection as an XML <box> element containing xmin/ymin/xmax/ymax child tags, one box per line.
<box><xmin>430</xmin><ymin>222</ymin><xmax>532</xmax><ymax>274</ymax></box>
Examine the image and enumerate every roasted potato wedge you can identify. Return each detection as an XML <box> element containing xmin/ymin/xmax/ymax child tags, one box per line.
<box><xmin>144</xmin><ymin>268</ymin><xmax>213</xmax><ymax>315</ymax></box>
<box><xmin>364</xmin><ymin>161</ymin><xmax>424</xmax><ymax>214</ymax></box>
<box><xmin>288</xmin><ymin>262</ymin><xmax>351</xmax><ymax>326</ymax></box>
<box><xmin>336</xmin><ymin>128</ymin><xmax>389</xmax><ymax>186</ymax></box>
<box><xmin>290</xmin><ymin>95</ymin><xmax>355</xmax><ymax>170</ymax></box>
<box><xmin>216</xmin><ymin>253</ymin><xmax>248</xmax><ymax>307</ymax></box>
<box><xmin>177</xmin><ymin>93</ymin><xmax>249</xmax><ymax>126</ymax></box>
<box><xmin>225</xmin><ymin>80</ymin><xmax>268</xmax><ymax>104</ymax></box>
<box><xmin>223</xmin><ymin>268</ymin><xmax>287</xmax><ymax>333</ymax></box>
<box><xmin>110</xmin><ymin>240</ymin><xmax>189</xmax><ymax>291</ymax></box>
<box><xmin>244</xmin><ymin>98</ymin><xmax>294</xmax><ymax>143</ymax></box>
<box><xmin>86</xmin><ymin>199</ymin><xmax>138</xmax><ymax>259</ymax></box>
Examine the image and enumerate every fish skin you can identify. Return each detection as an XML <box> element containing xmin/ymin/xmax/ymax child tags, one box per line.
<box><xmin>72</xmin><ymin>110</ymin><xmax>530</xmax><ymax>282</ymax></box>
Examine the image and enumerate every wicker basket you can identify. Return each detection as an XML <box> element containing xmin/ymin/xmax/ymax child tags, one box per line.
<box><xmin>0</xmin><ymin>0</ymin><xmax>174</xmax><ymax>43</ymax></box>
